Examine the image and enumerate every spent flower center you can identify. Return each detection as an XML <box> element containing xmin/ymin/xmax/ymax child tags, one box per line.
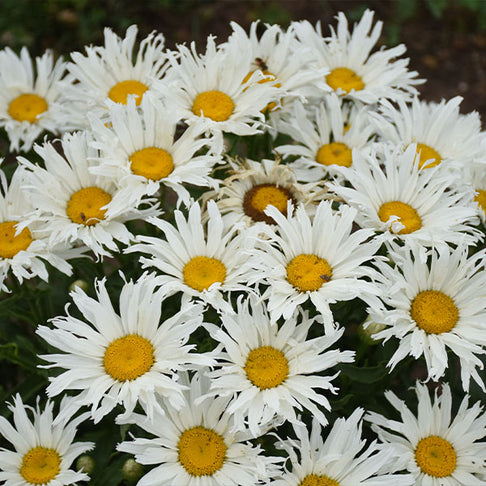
<box><xmin>287</xmin><ymin>254</ymin><xmax>333</xmax><ymax>292</ymax></box>
<box><xmin>8</xmin><ymin>94</ymin><xmax>48</xmax><ymax>124</ymax></box>
<box><xmin>378</xmin><ymin>201</ymin><xmax>422</xmax><ymax>234</ymax></box>
<box><xmin>245</xmin><ymin>345</ymin><xmax>289</xmax><ymax>389</ymax></box>
<box><xmin>316</xmin><ymin>142</ymin><xmax>352</xmax><ymax>167</ymax></box>
<box><xmin>326</xmin><ymin>67</ymin><xmax>364</xmax><ymax>94</ymax></box>
<box><xmin>66</xmin><ymin>187</ymin><xmax>112</xmax><ymax>226</ymax></box>
<box><xmin>183</xmin><ymin>256</ymin><xmax>227</xmax><ymax>292</ymax></box>
<box><xmin>410</xmin><ymin>290</ymin><xmax>459</xmax><ymax>334</ymax></box>
<box><xmin>108</xmin><ymin>80</ymin><xmax>148</xmax><ymax>105</ymax></box>
<box><xmin>192</xmin><ymin>90</ymin><xmax>235</xmax><ymax>122</ymax></box>
<box><xmin>20</xmin><ymin>447</ymin><xmax>61</xmax><ymax>485</ymax></box>
<box><xmin>243</xmin><ymin>183</ymin><xmax>293</xmax><ymax>224</ymax></box>
<box><xmin>0</xmin><ymin>221</ymin><xmax>33</xmax><ymax>259</ymax></box>
<box><xmin>129</xmin><ymin>147</ymin><xmax>174</xmax><ymax>180</ymax></box>
<box><xmin>415</xmin><ymin>435</ymin><xmax>456</xmax><ymax>478</ymax></box>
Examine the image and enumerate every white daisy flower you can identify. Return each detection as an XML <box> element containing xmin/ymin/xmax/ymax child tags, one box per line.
<box><xmin>366</xmin><ymin>382</ymin><xmax>486</xmax><ymax>484</ymax></box>
<box><xmin>19</xmin><ymin>131</ymin><xmax>158</xmax><ymax>258</ymax></box>
<box><xmin>0</xmin><ymin>393</ymin><xmax>93</xmax><ymax>486</ymax></box>
<box><xmin>273</xmin><ymin>409</ymin><xmax>414</xmax><ymax>486</ymax></box>
<box><xmin>36</xmin><ymin>273</ymin><xmax>212</xmax><ymax>423</ymax></box>
<box><xmin>251</xmin><ymin>200</ymin><xmax>381</xmax><ymax>329</ymax></box>
<box><xmin>204</xmin><ymin>296</ymin><xmax>354</xmax><ymax>436</ymax></box>
<box><xmin>276</xmin><ymin>95</ymin><xmax>375</xmax><ymax>181</ymax></box>
<box><xmin>117</xmin><ymin>371</ymin><xmax>283</xmax><ymax>486</ymax></box>
<box><xmin>127</xmin><ymin>200</ymin><xmax>255</xmax><ymax>313</ymax></box>
<box><xmin>328</xmin><ymin>143</ymin><xmax>482</xmax><ymax>252</ymax></box>
<box><xmin>89</xmin><ymin>94</ymin><xmax>222</xmax><ymax>206</ymax></box>
<box><xmin>368</xmin><ymin>243</ymin><xmax>486</xmax><ymax>391</ymax></box>
<box><xmin>0</xmin><ymin>47</ymin><xmax>68</xmax><ymax>151</ymax></box>
<box><xmin>370</xmin><ymin>96</ymin><xmax>483</xmax><ymax>172</ymax></box>
<box><xmin>292</xmin><ymin>9</ymin><xmax>423</xmax><ymax>104</ymax></box>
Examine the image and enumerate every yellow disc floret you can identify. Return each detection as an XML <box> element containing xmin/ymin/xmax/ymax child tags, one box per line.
<box><xmin>410</xmin><ymin>290</ymin><xmax>459</xmax><ymax>334</ymax></box>
<box><xmin>286</xmin><ymin>254</ymin><xmax>333</xmax><ymax>292</ymax></box>
<box><xmin>416</xmin><ymin>143</ymin><xmax>442</xmax><ymax>169</ymax></box>
<box><xmin>378</xmin><ymin>201</ymin><xmax>422</xmax><ymax>234</ymax></box>
<box><xmin>474</xmin><ymin>189</ymin><xmax>486</xmax><ymax>215</ymax></box>
<box><xmin>192</xmin><ymin>90</ymin><xmax>235</xmax><ymax>122</ymax></box>
<box><xmin>316</xmin><ymin>142</ymin><xmax>352</xmax><ymax>167</ymax></box>
<box><xmin>326</xmin><ymin>67</ymin><xmax>364</xmax><ymax>94</ymax></box>
<box><xmin>66</xmin><ymin>187</ymin><xmax>112</xmax><ymax>226</ymax></box>
<box><xmin>245</xmin><ymin>345</ymin><xmax>289</xmax><ymax>390</ymax></box>
<box><xmin>108</xmin><ymin>80</ymin><xmax>148</xmax><ymax>105</ymax></box>
<box><xmin>300</xmin><ymin>474</ymin><xmax>340</xmax><ymax>486</ymax></box>
<box><xmin>8</xmin><ymin>94</ymin><xmax>48</xmax><ymax>123</ymax></box>
<box><xmin>415</xmin><ymin>435</ymin><xmax>456</xmax><ymax>478</ymax></box>
<box><xmin>243</xmin><ymin>183</ymin><xmax>293</xmax><ymax>224</ymax></box>
<box><xmin>104</xmin><ymin>334</ymin><xmax>155</xmax><ymax>381</ymax></box>
<box><xmin>0</xmin><ymin>221</ymin><xmax>33</xmax><ymax>259</ymax></box>
<box><xmin>178</xmin><ymin>426</ymin><xmax>227</xmax><ymax>477</ymax></box>
<box><xmin>129</xmin><ymin>147</ymin><xmax>174</xmax><ymax>180</ymax></box>
<box><xmin>183</xmin><ymin>256</ymin><xmax>227</xmax><ymax>292</ymax></box>
<box><xmin>20</xmin><ymin>447</ymin><xmax>61</xmax><ymax>485</ymax></box>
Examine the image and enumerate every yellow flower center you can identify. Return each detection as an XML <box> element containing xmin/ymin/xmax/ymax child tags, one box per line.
<box><xmin>20</xmin><ymin>447</ymin><xmax>61</xmax><ymax>485</ymax></box>
<box><xmin>245</xmin><ymin>345</ymin><xmax>289</xmax><ymax>390</ymax></box>
<box><xmin>243</xmin><ymin>183</ymin><xmax>293</xmax><ymax>224</ymax></box>
<box><xmin>108</xmin><ymin>80</ymin><xmax>148</xmax><ymax>105</ymax></box>
<box><xmin>8</xmin><ymin>94</ymin><xmax>48</xmax><ymax>123</ymax></box>
<box><xmin>316</xmin><ymin>142</ymin><xmax>352</xmax><ymax>167</ymax></box>
<box><xmin>192</xmin><ymin>90</ymin><xmax>235</xmax><ymax>122</ymax></box>
<box><xmin>0</xmin><ymin>221</ymin><xmax>33</xmax><ymax>259</ymax></box>
<box><xmin>415</xmin><ymin>436</ymin><xmax>457</xmax><ymax>478</ymax></box>
<box><xmin>300</xmin><ymin>474</ymin><xmax>340</xmax><ymax>486</ymax></box>
<box><xmin>243</xmin><ymin>68</ymin><xmax>281</xmax><ymax>112</ymax></box>
<box><xmin>183</xmin><ymin>256</ymin><xmax>227</xmax><ymax>292</ymax></box>
<box><xmin>474</xmin><ymin>189</ymin><xmax>486</xmax><ymax>215</ymax></box>
<box><xmin>286</xmin><ymin>254</ymin><xmax>333</xmax><ymax>292</ymax></box>
<box><xmin>326</xmin><ymin>67</ymin><xmax>364</xmax><ymax>94</ymax></box>
<box><xmin>416</xmin><ymin>143</ymin><xmax>442</xmax><ymax>169</ymax></box>
<box><xmin>129</xmin><ymin>147</ymin><xmax>174</xmax><ymax>180</ymax></box>
<box><xmin>410</xmin><ymin>290</ymin><xmax>459</xmax><ymax>334</ymax></box>
<box><xmin>378</xmin><ymin>201</ymin><xmax>422</xmax><ymax>234</ymax></box>
<box><xmin>103</xmin><ymin>334</ymin><xmax>155</xmax><ymax>381</ymax></box>
<box><xmin>178</xmin><ymin>426</ymin><xmax>227</xmax><ymax>477</ymax></box>
<box><xmin>66</xmin><ymin>187</ymin><xmax>112</xmax><ymax>226</ymax></box>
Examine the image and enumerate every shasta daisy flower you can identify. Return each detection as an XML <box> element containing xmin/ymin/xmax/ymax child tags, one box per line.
<box><xmin>204</xmin><ymin>296</ymin><xmax>354</xmax><ymax>436</ymax></box>
<box><xmin>251</xmin><ymin>200</ymin><xmax>381</xmax><ymax>329</ymax></box>
<box><xmin>292</xmin><ymin>9</ymin><xmax>422</xmax><ymax>104</ymax></box>
<box><xmin>273</xmin><ymin>409</ymin><xmax>414</xmax><ymax>486</ymax></box>
<box><xmin>367</xmin><ymin>382</ymin><xmax>486</xmax><ymax>484</ymax></box>
<box><xmin>37</xmin><ymin>273</ymin><xmax>211</xmax><ymax>423</ymax></box>
<box><xmin>0</xmin><ymin>47</ymin><xmax>68</xmax><ymax>151</ymax></box>
<box><xmin>0</xmin><ymin>394</ymin><xmax>93</xmax><ymax>486</ymax></box>
<box><xmin>117</xmin><ymin>371</ymin><xmax>283</xmax><ymax>486</ymax></box>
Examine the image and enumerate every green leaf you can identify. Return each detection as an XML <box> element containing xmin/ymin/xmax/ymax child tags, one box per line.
<box><xmin>337</xmin><ymin>362</ymin><xmax>388</xmax><ymax>384</ymax></box>
<box><xmin>426</xmin><ymin>0</ymin><xmax>449</xmax><ymax>18</ymax></box>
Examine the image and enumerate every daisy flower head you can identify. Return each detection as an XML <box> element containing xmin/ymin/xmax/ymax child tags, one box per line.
<box><xmin>89</xmin><ymin>93</ymin><xmax>222</xmax><ymax>206</ymax></box>
<box><xmin>366</xmin><ymin>382</ymin><xmax>486</xmax><ymax>484</ymax></box>
<box><xmin>63</xmin><ymin>25</ymin><xmax>167</xmax><ymax>125</ymax></box>
<box><xmin>251</xmin><ymin>200</ymin><xmax>381</xmax><ymax>329</ymax></box>
<box><xmin>19</xmin><ymin>130</ymin><xmax>158</xmax><ymax>258</ymax></box>
<box><xmin>328</xmin><ymin>143</ymin><xmax>482</xmax><ymax>252</ymax></box>
<box><xmin>205</xmin><ymin>295</ymin><xmax>354</xmax><ymax>436</ymax></box>
<box><xmin>117</xmin><ymin>370</ymin><xmax>283</xmax><ymax>486</ymax></box>
<box><xmin>36</xmin><ymin>272</ymin><xmax>212</xmax><ymax>423</ymax></box>
<box><xmin>273</xmin><ymin>409</ymin><xmax>414</xmax><ymax>486</ymax></box>
<box><xmin>369</xmin><ymin>242</ymin><xmax>486</xmax><ymax>391</ymax></box>
<box><xmin>0</xmin><ymin>393</ymin><xmax>94</xmax><ymax>486</ymax></box>
<box><xmin>276</xmin><ymin>95</ymin><xmax>375</xmax><ymax>181</ymax></box>
<box><xmin>292</xmin><ymin>9</ymin><xmax>423</xmax><ymax>104</ymax></box>
<box><xmin>0</xmin><ymin>47</ymin><xmax>68</xmax><ymax>151</ymax></box>
<box><xmin>127</xmin><ymin>200</ymin><xmax>255</xmax><ymax>313</ymax></box>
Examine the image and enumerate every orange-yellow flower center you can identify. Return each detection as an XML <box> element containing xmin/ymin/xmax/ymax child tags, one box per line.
<box><xmin>66</xmin><ymin>187</ymin><xmax>112</xmax><ymax>226</ymax></box>
<box><xmin>0</xmin><ymin>221</ymin><xmax>33</xmax><ymax>259</ymax></box>
<box><xmin>416</xmin><ymin>143</ymin><xmax>442</xmax><ymax>169</ymax></box>
<box><xmin>178</xmin><ymin>426</ymin><xmax>227</xmax><ymax>477</ymax></box>
<box><xmin>378</xmin><ymin>201</ymin><xmax>422</xmax><ymax>234</ymax></box>
<box><xmin>243</xmin><ymin>68</ymin><xmax>281</xmax><ymax>112</ymax></box>
<box><xmin>415</xmin><ymin>436</ymin><xmax>456</xmax><ymax>478</ymax></box>
<box><xmin>20</xmin><ymin>447</ymin><xmax>61</xmax><ymax>485</ymax></box>
<box><xmin>245</xmin><ymin>345</ymin><xmax>289</xmax><ymax>390</ymax></box>
<box><xmin>129</xmin><ymin>147</ymin><xmax>174</xmax><ymax>180</ymax></box>
<box><xmin>410</xmin><ymin>290</ymin><xmax>459</xmax><ymax>334</ymax></box>
<box><xmin>243</xmin><ymin>183</ymin><xmax>293</xmax><ymax>224</ymax></box>
<box><xmin>300</xmin><ymin>474</ymin><xmax>340</xmax><ymax>486</ymax></box>
<box><xmin>8</xmin><ymin>94</ymin><xmax>48</xmax><ymax>123</ymax></box>
<box><xmin>192</xmin><ymin>90</ymin><xmax>235</xmax><ymax>122</ymax></box>
<box><xmin>103</xmin><ymin>334</ymin><xmax>155</xmax><ymax>381</ymax></box>
<box><xmin>183</xmin><ymin>256</ymin><xmax>227</xmax><ymax>292</ymax></box>
<box><xmin>316</xmin><ymin>142</ymin><xmax>352</xmax><ymax>167</ymax></box>
<box><xmin>108</xmin><ymin>80</ymin><xmax>148</xmax><ymax>105</ymax></box>
<box><xmin>474</xmin><ymin>189</ymin><xmax>486</xmax><ymax>215</ymax></box>
<box><xmin>287</xmin><ymin>254</ymin><xmax>333</xmax><ymax>292</ymax></box>
<box><xmin>326</xmin><ymin>67</ymin><xmax>364</xmax><ymax>94</ymax></box>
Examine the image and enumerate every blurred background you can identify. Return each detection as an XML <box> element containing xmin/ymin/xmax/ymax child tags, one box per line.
<box><xmin>0</xmin><ymin>0</ymin><xmax>485</xmax><ymax>124</ymax></box>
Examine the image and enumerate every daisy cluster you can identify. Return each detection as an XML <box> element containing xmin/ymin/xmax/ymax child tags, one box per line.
<box><xmin>1</xmin><ymin>9</ymin><xmax>486</xmax><ymax>486</ymax></box>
